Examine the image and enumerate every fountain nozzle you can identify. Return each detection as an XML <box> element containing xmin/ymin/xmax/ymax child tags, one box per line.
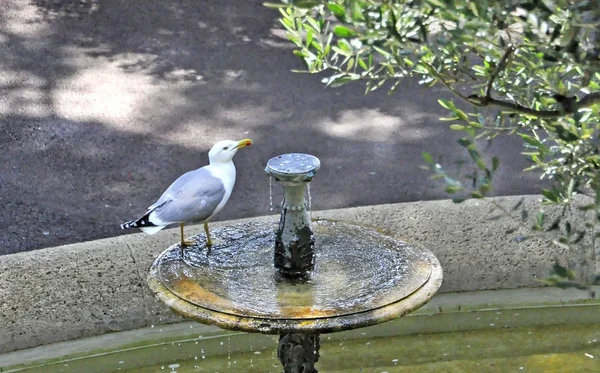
<box><xmin>266</xmin><ymin>153</ymin><xmax>321</xmax><ymax>278</ymax></box>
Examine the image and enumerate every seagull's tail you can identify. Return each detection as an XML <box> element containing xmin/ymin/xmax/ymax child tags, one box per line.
<box><xmin>120</xmin><ymin>212</ymin><xmax>166</xmax><ymax>235</ymax></box>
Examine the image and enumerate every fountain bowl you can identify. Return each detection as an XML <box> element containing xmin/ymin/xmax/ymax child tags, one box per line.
<box><xmin>147</xmin><ymin>219</ymin><xmax>442</xmax><ymax>334</ymax></box>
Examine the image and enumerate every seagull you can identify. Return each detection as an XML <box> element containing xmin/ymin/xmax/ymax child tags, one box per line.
<box><xmin>120</xmin><ymin>139</ymin><xmax>253</xmax><ymax>248</ymax></box>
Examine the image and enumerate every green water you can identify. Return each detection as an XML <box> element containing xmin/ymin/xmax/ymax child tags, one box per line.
<box><xmin>9</xmin><ymin>323</ymin><xmax>599</xmax><ymax>373</ymax></box>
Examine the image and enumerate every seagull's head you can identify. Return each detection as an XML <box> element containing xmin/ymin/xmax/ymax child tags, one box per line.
<box><xmin>208</xmin><ymin>139</ymin><xmax>253</xmax><ymax>164</ymax></box>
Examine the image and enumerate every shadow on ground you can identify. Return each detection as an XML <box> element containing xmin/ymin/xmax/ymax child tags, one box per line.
<box><xmin>0</xmin><ymin>0</ymin><xmax>542</xmax><ymax>254</ymax></box>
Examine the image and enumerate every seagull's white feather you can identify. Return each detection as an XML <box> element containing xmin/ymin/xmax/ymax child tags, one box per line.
<box><xmin>140</xmin><ymin>226</ymin><xmax>165</xmax><ymax>235</ymax></box>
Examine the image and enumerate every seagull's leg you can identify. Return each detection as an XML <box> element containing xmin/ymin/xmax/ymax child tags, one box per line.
<box><xmin>179</xmin><ymin>222</ymin><xmax>185</xmax><ymax>257</ymax></box>
<box><xmin>180</xmin><ymin>222</ymin><xmax>196</xmax><ymax>249</ymax></box>
<box><xmin>204</xmin><ymin>221</ymin><xmax>213</xmax><ymax>247</ymax></box>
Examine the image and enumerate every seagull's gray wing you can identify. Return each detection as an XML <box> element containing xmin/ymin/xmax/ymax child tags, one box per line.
<box><xmin>149</xmin><ymin>167</ymin><xmax>226</xmax><ymax>224</ymax></box>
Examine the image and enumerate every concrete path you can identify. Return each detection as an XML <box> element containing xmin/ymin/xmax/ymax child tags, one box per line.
<box><xmin>0</xmin><ymin>0</ymin><xmax>541</xmax><ymax>254</ymax></box>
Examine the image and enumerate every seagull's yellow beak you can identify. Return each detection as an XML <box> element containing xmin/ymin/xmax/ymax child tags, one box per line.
<box><xmin>234</xmin><ymin>138</ymin><xmax>253</xmax><ymax>149</ymax></box>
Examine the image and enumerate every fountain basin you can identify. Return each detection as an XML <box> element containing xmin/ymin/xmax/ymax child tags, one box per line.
<box><xmin>147</xmin><ymin>219</ymin><xmax>442</xmax><ymax>334</ymax></box>
<box><xmin>3</xmin><ymin>293</ymin><xmax>599</xmax><ymax>373</ymax></box>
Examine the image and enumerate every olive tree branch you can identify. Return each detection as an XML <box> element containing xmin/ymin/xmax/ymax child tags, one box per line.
<box><xmin>468</xmin><ymin>92</ymin><xmax>600</xmax><ymax>118</ymax></box>
<box><xmin>486</xmin><ymin>45</ymin><xmax>516</xmax><ymax>99</ymax></box>
<box><xmin>420</xmin><ymin>45</ymin><xmax>600</xmax><ymax>119</ymax></box>
<box><xmin>420</xmin><ymin>61</ymin><xmax>485</xmax><ymax>106</ymax></box>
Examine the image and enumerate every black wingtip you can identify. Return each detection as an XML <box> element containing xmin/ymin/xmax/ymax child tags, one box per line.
<box><xmin>120</xmin><ymin>220</ymin><xmax>135</xmax><ymax>229</ymax></box>
<box><xmin>120</xmin><ymin>213</ymin><xmax>156</xmax><ymax>230</ymax></box>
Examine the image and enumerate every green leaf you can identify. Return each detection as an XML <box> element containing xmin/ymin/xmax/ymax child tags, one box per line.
<box><xmin>471</xmin><ymin>191</ymin><xmax>484</xmax><ymax>198</ymax></box>
<box><xmin>292</xmin><ymin>1</ymin><xmax>321</xmax><ymax>9</ymax></box>
<box><xmin>492</xmin><ymin>157</ymin><xmax>500</xmax><ymax>172</ymax></box>
<box><xmin>333</xmin><ymin>25</ymin><xmax>356</xmax><ymax>38</ymax></box>
<box><xmin>327</xmin><ymin>3</ymin><xmax>345</xmax><ymax>17</ymax></box>
<box><xmin>541</xmin><ymin>189</ymin><xmax>560</xmax><ymax>202</ymax></box>
<box><xmin>475</xmin><ymin>158</ymin><xmax>486</xmax><ymax>171</ymax></box>
<box><xmin>311</xmin><ymin>40</ymin><xmax>323</xmax><ymax>53</ymax></box>
<box><xmin>427</xmin><ymin>0</ymin><xmax>446</xmax><ymax>7</ymax></box>
<box><xmin>293</xmin><ymin>50</ymin><xmax>306</xmax><ymax>58</ymax></box>
<box><xmin>537</xmin><ymin>211</ymin><xmax>546</xmax><ymax>227</ymax></box>
<box><xmin>306</xmin><ymin>17</ymin><xmax>321</xmax><ymax>32</ymax></box>
<box><xmin>468</xmin><ymin>2</ymin><xmax>479</xmax><ymax>16</ymax></box>
<box><xmin>437</xmin><ymin>99</ymin><xmax>452</xmax><ymax>110</ymax></box>
<box><xmin>373</xmin><ymin>46</ymin><xmax>391</xmax><ymax>57</ymax></box>
<box><xmin>263</xmin><ymin>2</ymin><xmax>287</xmax><ymax>9</ymax></box>
<box><xmin>338</xmin><ymin>39</ymin><xmax>352</xmax><ymax>52</ymax></box>
<box><xmin>445</xmin><ymin>186</ymin><xmax>462</xmax><ymax>193</ymax></box>
<box><xmin>346</xmin><ymin>57</ymin><xmax>355</xmax><ymax>71</ymax></box>
<box><xmin>519</xmin><ymin>134</ymin><xmax>543</xmax><ymax>147</ymax></box>
<box><xmin>450</xmin><ymin>124</ymin><xmax>466</xmax><ymax>131</ymax></box>
<box><xmin>454</xmin><ymin>108</ymin><xmax>469</xmax><ymax>122</ymax></box>
<box><xmin>551</xmin><ymin>262</ymin><xmax>570</xmax><ymax>279</ymax></box>
<box><xmin>328</xmin><ymin>76</ymin><xmax>358</xmax><ymax>87</ymax></box>
<box><xmin>332</xmin><ymin>46</ymin><xmax>352</xmax><ymax>57</ymax></box>
<box><xmin>357</xmin><ymin>57</ymin><xmax>368</xmax><ymax>70</ymax></box>
<box><xmin>422</xmin><ymin>152</ymin><xmax>434</xmax><ymax>164</ymax></box>
<box><xmin>306</xmin><ymin>28</ymin><xmax>313</xmax><ymax>47</ymax></box>
<box><xmin>457</xmin><ymin>138</ymin><xmax>472</xmax><ymax>147</ymax></box>
<box><xmin>279</xmin><ymin>17</ymin><xmax>295</xmax><ymax>32</ymax></box>
<box><xmin>440</xmin><ymin>116</ymin><xmax>459</xmax><ymax>121</ymax></box>
<box><xmin>351</xmin><ymin>0</ymin><xmax>364</xmax><ymax>21</ymax></box>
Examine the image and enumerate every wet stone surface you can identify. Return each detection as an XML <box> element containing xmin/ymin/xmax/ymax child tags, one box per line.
<box><xmin>155</xmin><ymin>220</ymin><xmax>432</xmax><ymax>320</ymax></box>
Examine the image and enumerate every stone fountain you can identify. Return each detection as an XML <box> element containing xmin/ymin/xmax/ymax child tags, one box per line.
<box><xmin>147</xmin><ymin>153</ymin><xmax>443</xmax><ymax>373</ymax></box>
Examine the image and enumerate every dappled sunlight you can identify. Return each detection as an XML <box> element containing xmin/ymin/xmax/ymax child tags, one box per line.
<box><xmin>52</xmin><ymin>60</ymin><xmax>161</xmax><ymax>128</ymax></box>
<box><xmin>0</xmin><ymin>71</ymin><xmax>48</xmax><ymax>117</ymax></box>
<box><xmin>317</xmin><ymin>108</ymin><xmax>435</xmax><ymax>142</ymax></box>
<box><xmin>2</xmin><ymin>2</ymin><xmax>46</xmax><ymax>36</ymax></box>
<box><xmin>214</xmin><ymin>104</ymin><xmax>293</xmax><ymax>128</ymax></box>
<box><xmin>152</xmin><ymin>104</ymin><xmax>287</xmax><ymax>148</ymax></box>
<box><xmin>0</xmin><ymin>3</ymin><xmax>53</xmax><ymax>118</ymax></box>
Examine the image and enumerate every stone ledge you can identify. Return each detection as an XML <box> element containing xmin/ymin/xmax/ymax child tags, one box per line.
<box><xmin>0</xmin><ymin>195</ymin><xmax>596</xmax><ymax>354</ymax></box>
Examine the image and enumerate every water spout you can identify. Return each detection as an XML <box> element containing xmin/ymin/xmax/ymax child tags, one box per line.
<box><xmin>265</xmin><ymin>153</ymin><xmax>321</xmax><ymax>278</ymax></box>
<box><xmin>269</xmin><ymin>176</ymin><xmax>275</xmax><ymax>212</ymax></box>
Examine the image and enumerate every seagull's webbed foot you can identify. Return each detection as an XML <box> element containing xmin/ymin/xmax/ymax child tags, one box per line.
<box><xmin>179</xmin><ymin>223</ymin><xmax>197</xmax><ymax>254</ymax></box>
<box><xmin>181</xmin><ymin>239</ymin><xmax>197</xmax><ymax>247</ymax></box>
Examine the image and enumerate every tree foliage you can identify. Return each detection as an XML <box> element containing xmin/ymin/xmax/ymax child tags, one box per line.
<box><xmin>268</xmin><ymin>0</ymin><xmax>600</xmax><ymax>291</ymax></box>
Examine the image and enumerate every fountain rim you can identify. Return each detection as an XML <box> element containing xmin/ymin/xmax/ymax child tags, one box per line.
<box><xmin>146</xmin><ymin>236</ymin><xmax>443</xmax><ymax>335</ymax></box>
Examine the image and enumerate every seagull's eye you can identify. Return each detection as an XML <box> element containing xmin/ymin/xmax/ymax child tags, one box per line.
<box><xmin>223</xmin><ymin>146</ymin><xmax>229</xmax><ymax>150</ymax></box>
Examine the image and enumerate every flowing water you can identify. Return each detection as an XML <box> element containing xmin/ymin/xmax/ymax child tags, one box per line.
<box><xmin>158</xmin><ymin>220</ymin><xmax>433</xmax><ymax>320</ymax></box>
<box><xmin>268</xmin><ymin>176</ymin><xmax>274</xmax><ymax>212</ymax></box>
<box><xmin>307</xmin><ymin>183</ymin><xmax>312</xmax><ymax>220</ymax></box>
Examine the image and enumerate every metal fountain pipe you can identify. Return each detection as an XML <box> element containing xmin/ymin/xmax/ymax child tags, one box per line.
<box><xmin>265</xmin><ymin>153</ymin><xmax>321</xmax><ymax>278</ymax></box>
